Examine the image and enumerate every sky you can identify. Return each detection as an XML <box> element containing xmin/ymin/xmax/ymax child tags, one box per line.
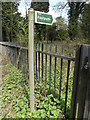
<box><xmin>18</xmin><ymin>0</ymin><xmax>68</xmax><ymax>23</ymax></box>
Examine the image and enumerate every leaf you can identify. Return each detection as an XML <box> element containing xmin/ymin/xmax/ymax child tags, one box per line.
<box><xmin>44</xmin><ymin>104</ymin><xmax>49</xmax><ymax>109</ymax></box>
<box><xmin>52</xmin><ymin>106</ymin><xmax>56</xmax><ymax>110</ymax></box>
<box><xmin>21</xmin><ymin>114</ymin><xmax>26</xmax><ymax>118</ymax></box>
<box><xmin>15</xmin><ymin>107</ymin><xmax>20</xmax><ymax>112</ymax></box>
<box><xmin>47</xmin><ymin>111</ymin><xmax>50</xmax><ymax>116</ymax></box>
<box><xmin>51</xmin><ymin>110</ymin><xmax>60</xmax><ymax>117</ymax></box>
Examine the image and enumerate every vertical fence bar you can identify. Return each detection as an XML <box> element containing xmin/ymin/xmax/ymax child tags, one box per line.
<box><xmin>35</xmin><ymin>43</ymin><xmax>37</xmax><ymax>82</ymax></box>
<box><xmin>59</xmin><ymin>44</ymin><xmax>63</xmax><ymax>101</ymax></box>
<box><xmin>45</xmin><ymin>44</ymin><xmax>47</xmax><ymax>89</ymax></box>
<box><xmin>41</xmin><ymin>43</ymin><xmax>44</xmax><ymax>82</ymax></box>
<box><xmin>64</xmin><ymin>44</ymin><xmax>71</xmax><ymax>117</ymax></box>
<box><xmin>49</xmin><ymin>44</ymin><xmax>52</xmax><ymax>94</ymax></box>
<box><xmin>54</xmin><ymin>44</ymin><xmax>57</xmax><ymax>97</ymax></box>
<box><xmin>38</xmin><ymin>43</ymin><xmax>40</xmax><ymax>82</ymax></box>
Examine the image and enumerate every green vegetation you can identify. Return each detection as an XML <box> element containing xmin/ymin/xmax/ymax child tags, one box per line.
<box><xmin>1</xmin><ymin>55</ymin><xmax>73</xmax><ymax>119</ymax></box>
<box><xmin>1</xmin><ymin>65</ymin><xmax>30</xmax><ymax>118</ymax></box>
<box><xmin>1</xmin><ymin>0</ymin><xmax>89</xmax><ymax>118</ymax></box>
<box><xmin>2</xmin><ymin>1</ymin><xmax>21</xmax><ymax>41</ymax></box>
<box><xmin>80</xmin><ymin>4</ymin><xmax>90</xmax><ymax>43</ymax></box>
<box><xmin>2</xmin><ymin>1</ymin><xmax>90</xmax><ymax>43</ymax></box>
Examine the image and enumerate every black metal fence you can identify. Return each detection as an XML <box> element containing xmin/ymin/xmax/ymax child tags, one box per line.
<box><xmin>34</xmin><ymin>43</ymin><xmax>75</xmax><ymax>117</ymax></box>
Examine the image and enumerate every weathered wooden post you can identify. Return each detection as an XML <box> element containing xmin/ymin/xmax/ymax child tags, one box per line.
<box><xmin>70</xmin><ymin>45</ymin><xmax>90</xmax><ymax>119</ymax></box>
<box><xmin>28</xmin><ymin>8</ymin><xmax>34</xmax><ymax>112</ymax></box>
<box><xmin>28</xmin><ymin>8</ymin><xmax>53</xmax><ymax>112</ymax></box>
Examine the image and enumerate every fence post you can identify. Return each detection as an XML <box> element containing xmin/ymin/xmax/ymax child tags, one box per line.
<box><xmin>70</xmin><ymin>45</ymin><xmax>90</xmax><ymax>119</ymax></box>
<box><xmin>83</xmin><ymin>46</ymin><xmax>90</xmax><ymax>119</ymax></box>
<box><xmin>28</xmin><ymin>8</ymin><xmax>34</xmax><ymax>112</ymax></box>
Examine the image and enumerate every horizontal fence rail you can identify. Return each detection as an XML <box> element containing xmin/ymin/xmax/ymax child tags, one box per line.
<box><xmin>0</xmin><ymin>42</ymin><xmax>28</xmax><ymax>50</ymax></box>
<box><xmin>35</xmin><ymin>50</ymin><xmax>75</xmax><ymax>61</ymax></box>
<box><xmin>0</xmin><ymin>42</ymin><xmax>75</xmax><ymax>118</ymax></box>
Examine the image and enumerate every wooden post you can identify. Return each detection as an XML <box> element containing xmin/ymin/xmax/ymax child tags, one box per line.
<box><xmin>75</xmin><ymin>45</ymin><xmax>89</xmax><ymax>119</ymax></box>
<box><xmin>70</xmin><ymin>45</ymin><xmax>90</xmax><ymax>119</ymax></box>
<box><xmin>70</xmin><ymin>45</ymin><xmax>82</xmax><ymax>119</ymax></box>
<box><xmin>83</xmin><ymin>46</ymin><xmax>90</xmax><ymax>119</ymax></box>
<box><xmin>28</xmin><ymin>8</ymin><xmax>34</xmax><ymax>112</ymax></box>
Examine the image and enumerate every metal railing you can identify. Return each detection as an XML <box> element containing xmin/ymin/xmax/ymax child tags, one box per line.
<box><xmin>34</xmin><ymin>43</ymin><xmax>75</xmax><ymax>117</ymax></box>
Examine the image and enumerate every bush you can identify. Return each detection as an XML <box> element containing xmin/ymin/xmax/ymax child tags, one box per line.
<box><xmin>56</xmin><ymin>29</ymin><xmax>69</xmax><ymax>41</ymax></box>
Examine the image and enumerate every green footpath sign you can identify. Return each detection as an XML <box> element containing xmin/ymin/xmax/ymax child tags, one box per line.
<box><xmin>34</xmin><ymin>11</ymin><xmax>53</xmax><ymax>25</ymax></box>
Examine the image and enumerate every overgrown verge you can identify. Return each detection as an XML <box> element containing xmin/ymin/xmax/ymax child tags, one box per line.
<box><xmin>1</xmin><ymin>63</ymin><xmax>73</xmax><ymax>119</ymax></box>
<box><xmin>1</xmin><ymin>65</ymin><xmax>30</xmax><ymax>118</ymax></box>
